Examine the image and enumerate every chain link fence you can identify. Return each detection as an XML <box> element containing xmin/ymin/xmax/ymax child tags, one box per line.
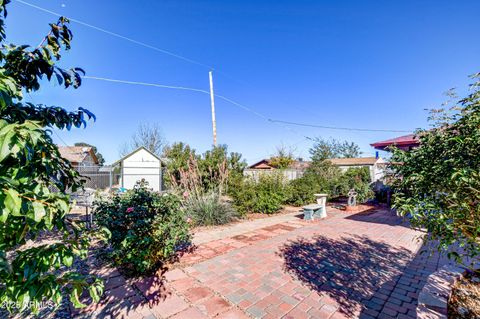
<box><xmin>73</xmin><ymin>165</ymin><xmax>120</xmax><ymax>190</ymax></box>
<box><xmin>68</xmin><ymin>164</ymin><xmax>162</xmax><ymax>228</ymax></box>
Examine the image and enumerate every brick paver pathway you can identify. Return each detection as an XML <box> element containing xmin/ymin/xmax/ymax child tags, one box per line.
<box><xmin>74</xmin><ymin>206</ymin><xmax>453</xmax><ymax>319</ymax></box>
<box><xmin>193</xmin><ymin>206</ymin><xmax>300</xmax><ymax>245</ymax></box>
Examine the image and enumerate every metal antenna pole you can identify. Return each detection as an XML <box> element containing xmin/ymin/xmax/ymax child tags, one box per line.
<box><xmin>209</xmin><ymin>71</ymin><xmax>217</xmax><ymax>146</ymax></box>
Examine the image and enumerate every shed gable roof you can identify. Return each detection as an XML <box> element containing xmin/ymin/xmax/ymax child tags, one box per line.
<box><xmin>113</xmin><ymin>146</ymin><xmax>162</xmax><ymax>165</ymax></box>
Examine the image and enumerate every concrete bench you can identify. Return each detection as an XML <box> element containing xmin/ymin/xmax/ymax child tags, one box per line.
<box><xmin>302</xmin><ymin>203</ymin><xmax>326</xmax><ymax>220</ymax></box>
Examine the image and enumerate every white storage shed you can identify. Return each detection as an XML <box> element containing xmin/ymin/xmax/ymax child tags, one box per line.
<box><xmin>115</xmin><ymin>147</ymin><xmax>162</xmax><ymax>192</ymax></box>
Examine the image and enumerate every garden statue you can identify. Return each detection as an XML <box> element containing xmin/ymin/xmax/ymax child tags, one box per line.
<box><xmin>347</xmin><ymin>188</ymin><xmax>358</xmax><ymax>207</ymax></box>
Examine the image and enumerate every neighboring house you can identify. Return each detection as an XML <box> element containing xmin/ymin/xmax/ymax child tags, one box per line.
<box><xmin>247</xmin><ymin>158</ymin><xmax>310</xmax><ymax>170</ymax></box>
<box><xmin>370</xmin><ymin>134</ymin><xmax>420</xmax><ymax>152</ymax></box>
<box><xmin>114</xmin><ymin>147</ymin><xmax>162</xmax><ymax>192</ymax></box>
<box><xmin>245</xmin><ymin>158</ymin><xmax>310</xmax><ymax>181</ymax></box>
<box><xmin>245</xmin><ymin>157</ymin><xmax>385</xmax><ymax>182</ymax></box>
<box><xmin>58</xmin><ymin>146</ymin><xmax>99</xmax><ymax>167</ymax></box>
<box><xmin>329</xmin><ymin>157</ymin><xmax>386</xmax><ymax>182</ymax></box>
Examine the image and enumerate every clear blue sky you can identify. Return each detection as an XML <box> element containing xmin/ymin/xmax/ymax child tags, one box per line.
<box><xmin>7</xmin><ymin>0</ymin><xmax>480</xmax><ymax>164</ymax></box>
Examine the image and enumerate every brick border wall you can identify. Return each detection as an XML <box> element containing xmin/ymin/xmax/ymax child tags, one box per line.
<box><xmin>417</xmin><ymin>264</ymin><xmax>465</xmax><ymax>319</ymax></box>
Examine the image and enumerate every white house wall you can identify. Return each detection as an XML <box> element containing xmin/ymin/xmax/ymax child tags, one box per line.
<box><xmin>120</xmin><ymin>148</ymin><xmax>161</xmax><ymax>191</ymax></box>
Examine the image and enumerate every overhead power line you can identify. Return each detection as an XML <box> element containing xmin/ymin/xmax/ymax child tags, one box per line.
<box><xmin>82</xmin><ymin>75</ymin><xmax>308</xmax><ymax>139</ymax></box>
<box><xmin>15</xmin><ymin>0</ymin><xmax>213</xmax><ymax>69</ymax></box>
<box><xmin>18</xmin><ymin>0</ymin><xmax>415</xmax><ymax>137</ymax></box>
<box><xmin>83</xmin><ymin>76</ymin><xmax>210</xmax><ymax>94</ymax></box>
<box><xmin>83</xmin><ymin>75</ymin><xmax>411</xmax><ymax>135</ymax></box>
<box><xmin>17</xmin><ymin>0</ymin><xmax>415</xmax><ymax>136</ymax></box>
<box><xmin>268</xmin><ymin>119</ymin><xmax>412</xmax><ymax>133</ymax></box>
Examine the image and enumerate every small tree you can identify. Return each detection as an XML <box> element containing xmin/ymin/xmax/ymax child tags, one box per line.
<box><xmin>74</xmin><ymin>142</ymin><xmax>105</xmax><ymax>165</ymax></box>
<box><xmin>392</xmin><ymin>73</ymin><xmax>480</xmax><ymax>268</ymax></box>
<box><xmin>269</xmin><ymin>145</ymin><xmax>295</xmax><ymax>169</ymax></box>
<box><xmin>164</xmin><ymin>143</ymin><xmax>247</xmax><ymax>194</ymax></box>
<box><xmin>0</xmin><ymin>1</ymin><xmax>103</xmax><ymax>313</ymax></box>
<box><xmin>121</xmin><ymin>122</ymin><xmax>166</xmax><ymax>156</ymax></box>
<box><xmin>339</xmin><ymin>141</ymin><xmax>362</xmax><ymax>158</ymax></box>
<box><xmin>201</xmin><ymin>144</ymin><xmax>246</xmax><ymax>192</ymax></box>
<box><xmin>309</xmin><ymin>138</ymin><xmax>361</xmax><ymax>162</ymax></box>
<box><xmin>163</xmin><ymin>142</ymin><xmax>198</xmax><ymax>187</ymax></box>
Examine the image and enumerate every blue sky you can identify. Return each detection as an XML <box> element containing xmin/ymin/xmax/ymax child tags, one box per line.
<box><xmin>7</xmin><ymin>0</ymin><xmax>480</xmax><ymax>164</ymax></box>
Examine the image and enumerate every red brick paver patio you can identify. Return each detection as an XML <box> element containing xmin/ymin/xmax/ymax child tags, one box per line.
<box><xmin>75</xmin><ymin>206</ymin><xmax>453</xmax><ymax>318</ymax></box>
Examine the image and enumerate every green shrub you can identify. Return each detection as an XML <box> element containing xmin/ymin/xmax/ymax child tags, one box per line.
<box><xmin>287</xmin><ymin>175</ymin><xmax>319</xmax><ymax>206</ymax></box>
<box><xmin>337</xmin><ymin>167</ymin><xmax>374</xmax><ymax>203</ymax></box>
<box><xmin>185</xmin><ymin>192</ymin><xmax>238</xmax><ymax>226</ymax></box>
<box><xmin>286</xmin><ymin>165</ymin><xmax>374</xmax><ymax>205</ymax></box>
<box><xmin>231</xmin><ymin>173</ymin><xmax>289</xmax><ymax>214</ymax></box>
<box><xmin>94</xmin><ymin>181</ymin><xmax>190</xmax><ymax>275</ymax></box>
<box><xmin>286</xmin><ymin>161</ymin><xmax>339</xmax><ymax>205</ymax></box>
<box><xmin>392</xmin><ymin>74</ymin><xmax>480</xmax><ymax>266</ymax></box>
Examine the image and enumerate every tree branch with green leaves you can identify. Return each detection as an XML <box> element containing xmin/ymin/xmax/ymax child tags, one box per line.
<box><xmin>391</xmin><ymin>73</ymin><xmax>480</xmax><ymax>269</ymax></box>
<box><xmin>0</xmin><ymin>0</ymin><xmax>106</xmax><ymax>314</ymax></box>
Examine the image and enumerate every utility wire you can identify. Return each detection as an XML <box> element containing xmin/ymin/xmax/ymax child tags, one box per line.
<box><xmin>15</xmin><ymin>0</ymin><xmax>256</xmax><ymax>85</ymax></box>
<box><xmin>83</xmin><ymin>75</ymin><xmax>310</xmax><ymax>139</ymax></box>
<box><xmin>83</xmin><ymin>76</ymin><xmax>210</xmax><ymax>95</ymax></box>
<box><xmin>268</xmin><ymin>119</ymin><xmax>412</xmax><ymax>133</ymax></box>
<box><xmin>15</xmin><ymin>0</ymin><xmax>213</xmax><ymax>69</ymax></box>
<box><xmin>17</xmin><ymin>0</ymin><xmax>413</xmax><ymax>135</ymax></box>
<box><xmin>84</xmin><ymin>75</ymin><xmax>412</xmax><ymax>135</ymax></box>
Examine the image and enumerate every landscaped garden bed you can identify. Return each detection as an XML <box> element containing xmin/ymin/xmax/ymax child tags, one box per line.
<box><xmin>449</xmin><ymin>271</ymin><xmax>480</xmax><ymax>319</ymax></box>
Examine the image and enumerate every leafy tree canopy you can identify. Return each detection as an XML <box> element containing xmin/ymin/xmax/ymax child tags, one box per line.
<box><xmin>269</xmin><ymin>145</ymin><xmax>295</xmax><ymax>169</ymax></box>
<box><xmin>309</xmin><ymin>138</ymin><xmax>361</xmax><ymax>162</ymax></box>
<box><xmin>392</xmin><ymin>73</ymin><xmax>480</xmax><ymax>267</ymax></box>
<box><xmin>163</xmin><ymin>143</ymin><xmax>246</xmax><ymax>193</ymax></box>
<box><xmin>0</xmin><ymin>1</ymin><xmax>103</xmax><ymax>313</ymax></box>
<box><xmin>163</xmin><ymin>141</ymin><xmax>198</xmax><ymax>186</ymax></box>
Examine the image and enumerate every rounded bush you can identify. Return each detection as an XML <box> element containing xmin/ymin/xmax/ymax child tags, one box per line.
<box><xmin>94</xmin><ymin>181</ymin><xmax>191</xmax><ymax>275</ymax></box>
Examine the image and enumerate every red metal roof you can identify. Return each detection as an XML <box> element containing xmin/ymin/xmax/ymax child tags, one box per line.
<box><xmin>370</xmin><ymin>134</ymin><xmax>420</xmax><ymax>151</ymax></box>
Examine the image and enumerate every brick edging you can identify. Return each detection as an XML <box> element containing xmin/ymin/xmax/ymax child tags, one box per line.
<box><xmin>417</xmin><ymin>264</ymin><xmax>465</xmax><ymax>319</ymax></box>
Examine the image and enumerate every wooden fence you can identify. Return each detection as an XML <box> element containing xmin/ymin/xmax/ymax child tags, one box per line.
<box><xmin>243</xmin><ymin>169</ymin><xmax>305</xmax><ymax>181</ymax></box>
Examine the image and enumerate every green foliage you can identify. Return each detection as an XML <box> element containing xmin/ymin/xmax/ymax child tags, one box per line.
<box><xmin>74</xmin><ymin>142</ymin><xmax>105</xmax><ymax>165</ymax></box>
<box><xmin>163</xmin><ymin>142</ymin><xmax>198</xmax><ymax>187</ymax></box>
<box><xmin>269</xmin><ymin>145</ymin><xmax>295</xmax><ymax>169</ymax></box>
<box><xmin>287</xmin><ymin>164</ymin><xmax>373</xmax><ymax>206</ymax></box>
<box><xmin>94</xmin><ymin>181</ymin><xmax>191</xmax><ymax>275</ymax></box>
<box><xmin>164</xmin><ymin>143</ymin><xmax>247</xmax><ymax>194</ymax></box>
<box><xmin>336</xmin><ymin>167</ymin><xmax>374</xmax><ymax>203</ymax></box>
<box><xmin>231</xmin><ymin>173</ymin><xmax>289</xmax><ymax>214</ymax></box>
<box><xmin>391</xmin><ymin>74</ymin><xmax>480</xmax><ymax>267</ymax></box>
<box><xmin>184</xmin><ymin>192</ymin><xmax>238</xmax><ymax>226</ymax></box>
<box><xmin>286</xmin><ymin>161</ymin><xmax>337</xmax><ymax>206</ymax></box>
<box><xmin>287</xmin><ymin>176</ymin><xmax>317</xmax><ymax>206</ymax></box>
<box><xmin>0</xmin><ymin>2</ymin><xmax>102</xmax><ymax>313</ymax></box>
<box><xmin>310</xmin><ymin>138</ymin><xmax>361</xmax><ymax>162</ymax></box>
<box><xmin>200</xmin><ymin>144</ymin><xmax>246</xmax><ymax>192</ymax></box>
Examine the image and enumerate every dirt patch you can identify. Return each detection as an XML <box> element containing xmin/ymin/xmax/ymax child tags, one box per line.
<box><xmin>449</xmin><ymin>271</ymin><xmax>480</xmax><ymax>319</ymax></box>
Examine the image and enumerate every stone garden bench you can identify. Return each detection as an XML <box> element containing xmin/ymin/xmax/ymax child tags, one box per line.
<box><xmin>302</xmin><ymin>204</ymin><xmax>326</xmax><ymax>220</ymax></box>
<box><xmin>302</xmin><ymin>193</ymin><xmax>328</xmax><ymax>220</ymax></box>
